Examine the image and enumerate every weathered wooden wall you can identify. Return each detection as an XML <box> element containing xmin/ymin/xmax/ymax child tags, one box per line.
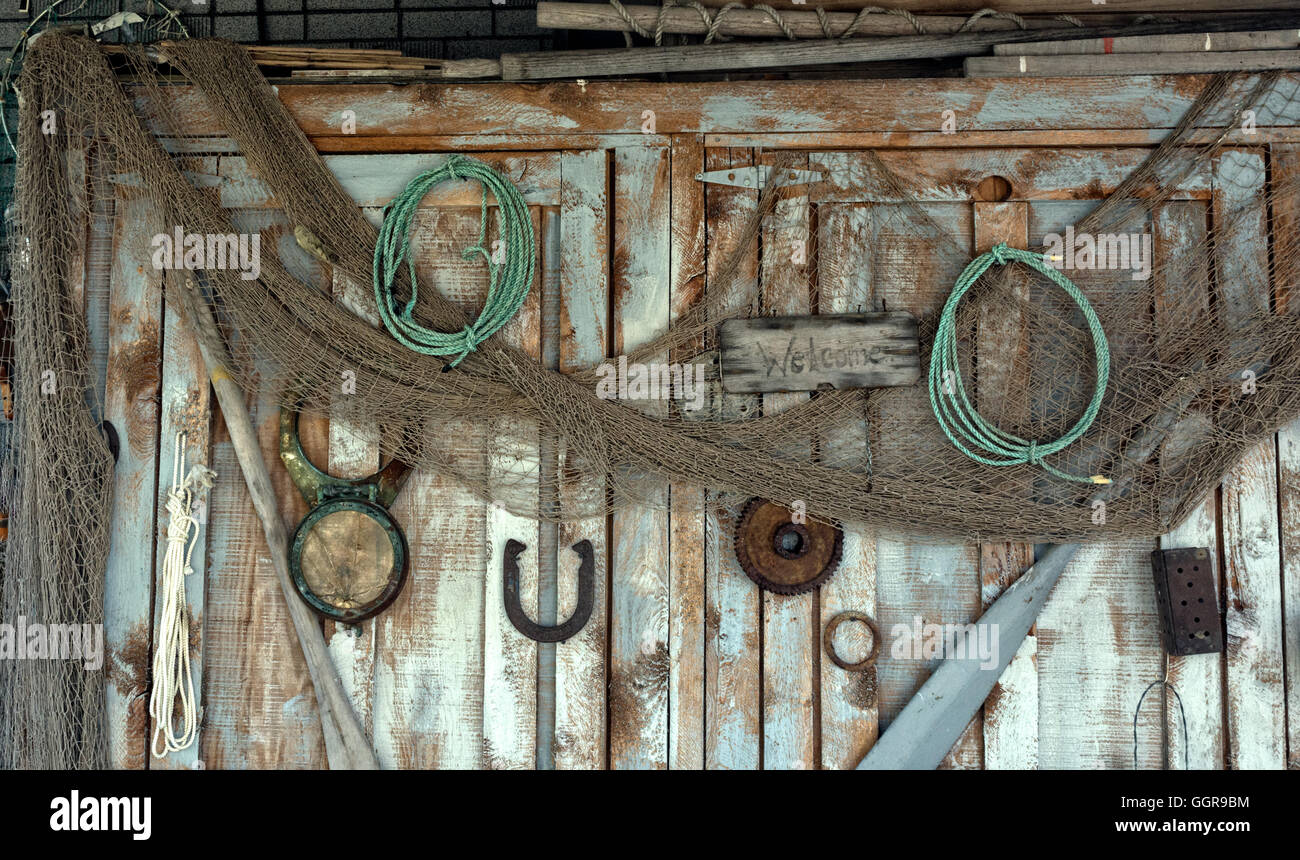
<box><xmin>82</xmin><ymin>76</ymin><xmax>1300</xmax><ymax>769</ymax></box>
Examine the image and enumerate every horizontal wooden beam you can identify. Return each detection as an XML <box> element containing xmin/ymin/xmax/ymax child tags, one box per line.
<box><xmin>993</xmin><ymin>28</ymin><xmax>1300</xmax><ymax>55</ymax></box>
<box><xmin>692</xmin><ymin>0</ymin><xmax>1300</xmax><ymax>11</ymax></box>
<box><xmin>536</xmin><ymin>1</ymin><xmax>1184</xmax><ymax>38</ymax></box>
<box><xmin>134</xmin><ymin>73</ymin><xmax>1300</xmax><ymax>139</ymax></box>
<box><xmin>967</xmin><ymin>49</ymin><xmax>1300</xmax><ymax>77</ymax></box>
<box><xmin>501</xmin><ymin>13</ymin><xmax>1300</xmax><ymax>79</ymax></box>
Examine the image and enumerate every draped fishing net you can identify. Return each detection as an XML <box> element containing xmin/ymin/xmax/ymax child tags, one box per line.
<box><xmin>6</xmin><ymin>32</ymin><xmax>1300</xmax><ymax>762</ymax></box>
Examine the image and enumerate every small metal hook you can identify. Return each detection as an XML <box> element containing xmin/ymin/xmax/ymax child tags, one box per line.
<box><xmin>503</xmin><ymin>538</ymin><xmax>594</xmax><ymax>643</ymax></box>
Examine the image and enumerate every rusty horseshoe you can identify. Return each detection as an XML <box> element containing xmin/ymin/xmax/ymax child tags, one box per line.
<box><xmin>503</xmin><ymin>539</ymin><xmax>594</xmax><ymax>643</ymax></box>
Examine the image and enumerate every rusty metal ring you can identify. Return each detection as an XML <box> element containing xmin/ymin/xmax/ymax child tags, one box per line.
<box><xmin>823</xmin><ymin>611</ymin><xmax>881</xmax><ymax>672</ymax></box>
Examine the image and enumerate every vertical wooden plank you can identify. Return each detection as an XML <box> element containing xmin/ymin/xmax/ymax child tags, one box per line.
<box><xmin>537</xmin><ymin>206</ymin><xmax>563</xmax><ymax>769</ymax></box>
<box><xmin>704</xmin><ymin>147</ymin><xmax>761</xmax><ymax>770</ymax></box>
<box><xmin>554</xmin><ymin>149</ymin><xmax>610</xmax><ymax>769</ymax></box>
<box><xmin>483</xmin><ymin>206</ymin><xmax>544</xmax><ymax>769</ymax></box>
<box><xmin>1024</xmin><ymin>197</ymin><xmax>1162</xmax><ymax>768</ymax></box>
<box><xmin>609</xmin><ymin>145</ymin><xmax>672</xmax><ymax>769</ymax></box>
<box><xmin>973</xmin><ymin>201</ymin><xmax>1037</xmax><ymax>770</ymax></box>
<box><xmin>148</xmin><ymin>287</ymin><xmax>213</xmax><ymax>771</ymax></box>
<box><xmin>817</xmin><ymin>203</ymin><xmax>879</xmax><ymax>769</ymax></box>
<box><xmin>367</xmin><ymin>205</ymin><xmax>492</xmax><ymax>770</ymax></box>
<box><xmin>324</xmin><ymin>269</ymin><xmax>380</xmax><ymax>745</ymax></box>
<box><xmin>201</xmin><ymin>207</ymin><xmax>326</xmax><ymax>769</ymax></box>
<box><xmin>103</xmin><ymin>195</ymin><xmax>163</xmax><ymax>770</ymax></box>
<box><xmin>668</xmin><ymin>134</ymin><xmax>707</xmax><ymax>770</ymax></box>
<box><xmin>1037</xmin><ymin>540</ymin><xmax>1164</xmax><ymax>767</ymax></box>
<box><xmin>1154</xmin><ymin>198</ymin><xmax>1225</xmax><ymax>770</ymax></box>
<box><xmin>760</xmin><ymin>151</ymin><xmax>816</xmax><ymax>770</ymax></box>
<box><xmin>867</xmin><ymin>191</ymin><xmax>982</xmax><ymax>768</ymax></box>
<box><xmin>1270</xmin><ymin>143</ymin><xmax>1300</xmax><ymax>771</ymax></box>
<box><xmin>1215</xmin><ymin>149</ymin><xmax>1287</xmax><ymax>769</ymax></box>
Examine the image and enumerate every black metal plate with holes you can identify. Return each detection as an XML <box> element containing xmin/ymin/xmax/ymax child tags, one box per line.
<box><xmin>1151</xmin><ymin>547</ymin><xmax>1223</xmax><ymax>656</ymax></box>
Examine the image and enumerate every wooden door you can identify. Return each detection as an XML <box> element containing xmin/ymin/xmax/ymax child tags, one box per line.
<box><xmin>93</xmin><ymin>125</ymin><xmax>1292</xmax><ymax>769</ymax></box>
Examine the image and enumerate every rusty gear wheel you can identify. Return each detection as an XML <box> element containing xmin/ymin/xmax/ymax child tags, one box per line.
<box><xmin>734</xmin><ymin>497</ymin><xmax>843</xmax><ymax>595</ymax></box>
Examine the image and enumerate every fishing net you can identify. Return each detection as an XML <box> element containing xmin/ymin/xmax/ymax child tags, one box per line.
<box><xmin>16</xmin><ymin>34</ymin><xmax>1300</xmax><ymax>544</ymax></box>
<box><xmin>8</xmin><ymin>34</ymin><xmax>1300</xmax><ymax>764</ymax></box>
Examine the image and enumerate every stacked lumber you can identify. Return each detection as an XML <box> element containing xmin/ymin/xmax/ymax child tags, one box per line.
<box><xmin>102</xmin><ymin>43</ymin><xmax>501</xmax><ymax>79</ymax></box>
<box><xmin>528</xmin><ymin>1</ymin><xmax>1300</xmax><ymax>79</ymax></box>
<box><xmin>969</xmin><ymin>28</ymin><xmax>1300</xmax><ymax>77</ymax></box>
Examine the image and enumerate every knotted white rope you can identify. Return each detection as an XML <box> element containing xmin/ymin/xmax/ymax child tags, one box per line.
<box><xmin>149</xmin><ymin>432</ymin><xmax>216</xmax><ymax>759</ymax></box>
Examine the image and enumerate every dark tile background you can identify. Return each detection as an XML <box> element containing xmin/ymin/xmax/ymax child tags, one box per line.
<box><xmin>0</xmin><ymin>0</ymin><xmax>618</xmax><ymax>60</ymax></box>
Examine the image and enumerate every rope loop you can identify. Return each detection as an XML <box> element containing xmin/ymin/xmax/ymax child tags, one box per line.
<box><xmin>372</xmin><ymin>154</ymin><xmax>535</xmax><ymax>368</ymax></box>
<box><xmin>927</xmin><ymin>242</ymin><xmax>1112</xmax><ymax>485</ymax></box>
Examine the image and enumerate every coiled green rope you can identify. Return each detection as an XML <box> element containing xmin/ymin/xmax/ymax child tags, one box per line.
<box><xmin>373</xmin><ymin>154</ymin><xmax>535</xmax><ymax>368</ymax></box>
<box><xmin>928</xmin><ymin>242</ymin><xmax>1111</xmax><ymax>485</ymax></box>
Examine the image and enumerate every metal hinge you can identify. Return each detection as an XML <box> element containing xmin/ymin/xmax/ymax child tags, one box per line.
<box><xmin>695</xmin><ymin>165</ymin><xmax>825</xmax><ymax>190</ymax></box>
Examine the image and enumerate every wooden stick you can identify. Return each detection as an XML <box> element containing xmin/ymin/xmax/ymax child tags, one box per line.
<box><xmin>967</xmin><ymin>49</ymin><xmax>1300</xmax><ymax>77</ymax></box>
<box><xmin>993</xmin><ymin>28</ymin><xmax>1300</xmax><ymax>55</ymax></box>
<box><xmin>692</xmin><ymin>0</ymin><xmax>1299</xmax><ymax>11</ymax></box>
<box><xmin>501</xmin><ymin>12</ymin><xmax>1300</xmax><ymax>79</ymax></box>
<box><xmin>174</xmin><ymin>280</ymin><xmax>380</xmax><ymax>771</ymax></box>
<box><xmin>537</xmin><ymin>1</ymin><xmax>1181</xmax><ymax>38</ymax></box>
<box><xmin>290</xmin><ymin>59</ymin><xmax>502</xmax><ymax>81</ymax></box>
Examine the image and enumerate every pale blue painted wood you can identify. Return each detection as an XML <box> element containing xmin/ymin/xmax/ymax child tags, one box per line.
<box><xmin>103</xmin><ymin>195</ymin><xmax>164</xmax><ymax>769</ymax></box>
<box><xmin>704</xmin><ymin>147</ymin><xmax>761</xmax><ymax>770</ymax></box>
<box><xmin>554</xmin><ymin>148</ymin><xmax>610</xmax><ymax>769</ymax></box>
<box><xmin>610</xmin><ymin>144</ymin><xmax>672</xmax><ymax>769</ymax></box>
<box><xmin>1214</xmin><ymin>148</ymin><xmax>1287</xmax><ymax>769</ymax></box>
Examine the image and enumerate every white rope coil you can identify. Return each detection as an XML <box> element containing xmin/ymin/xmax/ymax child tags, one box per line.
<box><xmin>148</xmin><ymin>432</ymin><xmax>216</xmax><ymax>759</ymax></box>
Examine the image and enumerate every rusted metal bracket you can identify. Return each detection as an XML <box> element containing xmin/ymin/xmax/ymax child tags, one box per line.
<box><xmin>695</xmin><ymin>165</ymin><xmax>824</xmax><ymax>190</ymax></box>
<box><xmin>1151</xmin><ymin>547</ymin><xmax>1222</xmax><ymax>656</ymax></box>
<box><xmin>503</xmin><ymin>538</ymin><xmax>594</xmax><ymax>643</ymax></box>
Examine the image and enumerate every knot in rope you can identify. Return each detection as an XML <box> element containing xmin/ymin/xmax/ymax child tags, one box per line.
<box><xmin>989</xmin><ymin>241</ymin><xmax>1011</xmax><ymax>265</ymax></box>
<box><xmin>373</xmin><ymin>154</ymin><xmax>535</xmax><ymax>368</ymax></box>
<box><xmin>928</xmin><ymin>242</ymin><xmax>1112</xmax><ymax>485</ymax></box>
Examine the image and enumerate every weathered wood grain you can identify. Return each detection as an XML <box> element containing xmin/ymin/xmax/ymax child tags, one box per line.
<box><xmin>503</xmin><ymin>16</ymin><xmax>1298</xmax><ymax>80</ymax></box>
<box><xmin>816</xmin><ymin>204</ymin><xmax>880</xmax><ymax>769</ymax></box>
<box><xmin>667</xmin><ymin>134</ymin><xmax>707</xmax><ymax>770</ymax></box>
<box><xmin>610</xmin><ymin>145</ymin><xmax>672</xmax><ymax>770</ymax></box>
<box><xmin>813</xmin><ymin>148</ymin><xmax>1212</xmax><ymax>205</ymax></box>
<box><xmin>704</xmin><ymin>147</ymin><xmax>762</xmax><ymax>770</ymax></box>
<box><xmin>759</xmin><ymin>151</ymin><xmax>816</xmax><ymax>770</ymax></box>
<box><xmin>967</xmin><ymin>50</ymin><xmax>1300</xmax><ymax>78</ymax></box>
<box><xmin>861</xmin><ymin>190</ymin><xmax>982</xmax><ymax>768</ymax></box>
<box><xmin>994</xmin><ymin>28</ymin><xmax>1300</xmax><ymax>55</ymax></box>
<box><xmin>693</xmin><ymin>0</ymin><xmax>1287</xmax><ymax>11</ymax></box>
<box><xmin>1276</xmin><ymin>143</ymin><xmax>1300</xmax><ymax>770</ymax></box>
<box><xmin>1154</xmin><ymin>198</ymin><xmax>1225</xmax><ymax>770</ymax></box>
<box><xmin>1215</xmin><ymin>149</ymin><xmax>1287</xmax><ymax>769</ymax></box>
<box><xmin>149</xmin><ymin>281</ymin><xmax>214</xmax><ymax>771</ymax></box>
<box><xmin>217</xmin><ymin>153</ymin><xmax>559</xmax><ymax>211</ymax></box>
<box><xmin>140</xmin><ymin>76</ymin><xmax>1300</xmax><ymax>140</ymax></box>
<box><xmin>104</xmin><ymin>195</ymin><xmax>164</xmax><ymax>770</ymax></box>
<box><xmin>538</xmin><ymin>1</ymin><xmax>1179</xmax><ymax>38</ymax></box>
<box><xmin>719</xmin><ymin>313</ymin><xmax>919</xmax><ymax>393</ymax></box>
<box><xmin>554</xmin><ymin>149</ymin><xmax>610</xmax><ymax>769</ymax></box>
<box><xmin>483</xmin><ymin>205</ymin><xmax>545</xmax><ymax>770</ymax></box>
<box><xmin>973</xmin><ymin>201</ymin><xmax>1038</xmax><ymax>770</ymax></box>
<box><xmin>324</xmin><ymin>269</ymin><xmax>380</xmax><ymax>748</ymax></box>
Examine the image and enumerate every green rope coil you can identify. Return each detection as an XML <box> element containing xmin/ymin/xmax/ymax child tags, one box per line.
<box><xmin>928</xmin><ymin>242</ymin><xmax>1111</xmax><ymax>485</ymax></box>
<box><xmin>373</xmin><ymin>154</ymin><xmax>535</xmax><ymax>368</ymax></box>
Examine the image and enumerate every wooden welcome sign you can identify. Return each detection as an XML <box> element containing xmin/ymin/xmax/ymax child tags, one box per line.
<box><xmin>719</xmin><ymin>312</ymin><xmax>921</xmax><ymax>393</ymax></box>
